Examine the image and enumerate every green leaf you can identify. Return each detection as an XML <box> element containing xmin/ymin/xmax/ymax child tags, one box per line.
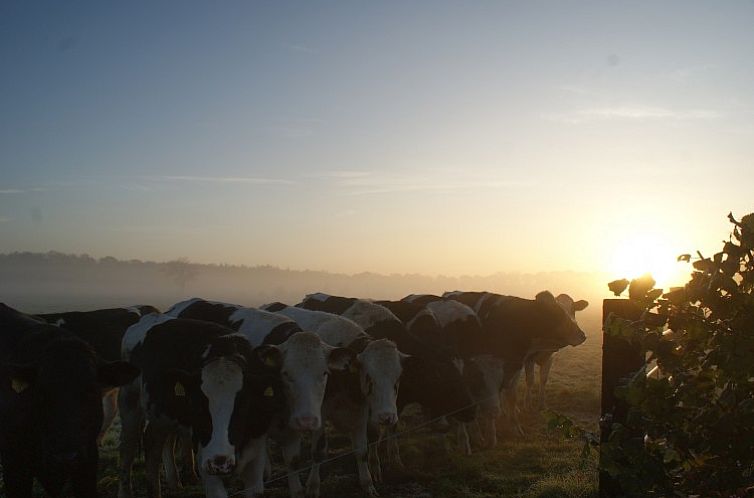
<box><xmin>608</xmin><ymin>278</ymin><xmax>630</xmax><ymax>296</ymax></box>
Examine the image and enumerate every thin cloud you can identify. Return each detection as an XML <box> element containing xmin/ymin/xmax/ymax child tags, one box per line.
<box><xmin>323</xmin><ymin>171</ymin><xmax>531</xmax><ymax>196</ymax></box>
<box><xmin>156</xmin><ymin>175</ymin><xmax>294</xmax><ymax>185</ymax></box>
<box><xmin>0</xmin><ymin>187</ymin><xmax>47</xmax><ymax>194</ymax></box>
<box><xmin>544</xmin><ymin>106</ymin><xmax>722</xmax><ymax>124</ymax></box>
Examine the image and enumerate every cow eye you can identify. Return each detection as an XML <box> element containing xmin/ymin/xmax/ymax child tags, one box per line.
<box><xmin>322</xmin><ymin>371</ymin><xmax>329</xmax><ymax>378</ymax></box>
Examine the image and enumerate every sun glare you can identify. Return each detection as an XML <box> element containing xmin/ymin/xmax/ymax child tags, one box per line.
<box><xmin>608</xmin><ymin>234</ymin><xmax>690</xmax><ymax>290</ymax></box>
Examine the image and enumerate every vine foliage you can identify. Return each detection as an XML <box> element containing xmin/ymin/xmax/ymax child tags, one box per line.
<box><xmin>603</xmin><ymin>212</ymin><xmax>754</xmax><ymax>496</ymax></box>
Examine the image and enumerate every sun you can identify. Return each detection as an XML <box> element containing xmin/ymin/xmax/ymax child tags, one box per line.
<box><xmin>608</xmin><ymin>233</ymin><xmax>689</xmax><ymax>289</ymax></box>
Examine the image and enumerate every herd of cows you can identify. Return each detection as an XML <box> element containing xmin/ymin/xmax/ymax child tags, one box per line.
<box><xmin>0</xmin><ymin>290</ymin><xmax>589</xmax><ymax>498</ymax></box>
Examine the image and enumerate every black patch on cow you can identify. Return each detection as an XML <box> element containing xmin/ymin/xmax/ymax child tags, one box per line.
<box><xmin>297</xmin><ymin>295</ymin><xmax>356</xmax><ymax>315</ymax></box>
<box><xmin>262</xmin><ymin>322</ymin><xmax>302</xmax><ymax>346</ymax></box>
<box><xmin>171</xmin><ymin>300</ymin><xmax>238</xmax><ymax>325</ymax></box>
<box><xmin>262</xmin><ymin>302</ymin><xmax>289</xmax><ymax>312</ymax></box>
<box><xmin>38</xmin><ymin>308</ymin><xmax>148</xmax><ymax>362</ymax></box>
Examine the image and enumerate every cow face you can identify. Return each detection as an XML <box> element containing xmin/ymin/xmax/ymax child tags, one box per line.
<box><xmin>256</xmin><ymin>332</ymin><xmax>354</xmax><ymax>432</ymax></box>
<box><xmin>352</xmin><ymin>339</ymin><xmax>403</xmax><ymax>427</ymax></box>
<box><xmin>536</xmin><ymin>291</ymin><xmax>587</xmax><ymax>347</ymax></box>
<box><xmin>168</xmin><ymin>335</ymin><xmax>263</xmax><ymax>476</ymax></box>
<box><xmin>3</xmin><ymin>339</ymin><xmax>139</xmax><ymax>469</ymax></box>
<box><xmin>465</xmin><ymin>355</ymin><xmax>504</xmax><ymax>417</ymax></box>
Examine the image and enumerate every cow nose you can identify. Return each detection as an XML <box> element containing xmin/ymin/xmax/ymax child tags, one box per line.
<box><xmin>206</xmin><ymin>455</ymin><xmax>235</xmax><ymax>475</ymax></box>
<box><xmin>293</xmin><ymin>415</ymin><xmax>320</xmax><ymax>431</ymax></box>
<box><xmin>378</xmin><ymin>413</ymin><xmax>397</xmax><ymax>426</ymax></box>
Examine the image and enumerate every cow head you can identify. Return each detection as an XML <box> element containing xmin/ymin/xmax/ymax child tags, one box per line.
<box><xmin>3</xmin><ymin>338</ymin><xmax>139</xmax><ymax>469</ymax></box>
<box><xmin>255</xmin><ymin>332</ymin><xmax>354</xmax><ymax>432</ymax></box>
<box><xmin>167</xmin><ymin>334</ymin><xmax>274</xmax><ymax>476</ymax></box>
<box><xmin>349</xmin><ymin>338</ymin><xmax>404</xmax><ymax>427</ymax></box>
<box><xmin>535</xmin><ymin>291</ymin><xmax>587</xmax><ymax>347</ymax></box>
<box><xmin>464</xmin><ymin>355</ymin><xmax>504</xmax><ymax>418</ymax></box>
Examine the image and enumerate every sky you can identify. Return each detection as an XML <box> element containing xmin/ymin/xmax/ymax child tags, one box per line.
<box><xmin>1</xmin><ymin>1</ymin><xmax>753</xmax><ymax>282</ymax></box>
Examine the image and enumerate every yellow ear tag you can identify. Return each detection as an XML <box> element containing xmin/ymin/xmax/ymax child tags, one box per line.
<box><xmin>264</xmin><ymin>356</ymin><xmax>277</xmax><ymax>367</ymax></box>
<box><xmin>174</xmin><ymin>382</ymin><xmax>186</xmax><ymax>397</ymax></box>
<box><xmin>11</xmin><ymin>378</ymin><xmax>28</xmax><ymax>394</ymax></box>
<box><xmin>263</xmin><ymin>386</ymin><xmax>274</xmax><ymax>397</ymax></box>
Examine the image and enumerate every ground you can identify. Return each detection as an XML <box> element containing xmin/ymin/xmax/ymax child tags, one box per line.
<box><xmin>12</xmin><ymin>312</ymin><xmax>604</xmax><ymax>498</ymax></box>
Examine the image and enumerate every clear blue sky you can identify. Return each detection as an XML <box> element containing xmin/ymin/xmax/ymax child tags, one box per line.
<box><xmin>1</xmin><ymin>1</ymin><xmax>753</xmax><ymax>277</ymax></box>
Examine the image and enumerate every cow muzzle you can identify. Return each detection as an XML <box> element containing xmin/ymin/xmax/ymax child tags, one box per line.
<box><xmin>291</xmin><ymin>414</ymin><xmax>320</xmax><ymax>431</ymax></box>
<box><xmin>205</xmin><ymin>455</ymin><xmax>236</xmax><ymax>475</ymax></box>
<box><xmin>377</xmin><ymin>412</ymin><xmax>398</xmax><ymax>427</ymax></box>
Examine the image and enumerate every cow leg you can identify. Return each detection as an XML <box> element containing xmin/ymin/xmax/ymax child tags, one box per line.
<box><xmin>238</xmin><ymin>437</ymin><xmax>268</xmax><ymax>498</ymax></box>
<box><xmin>366</xmin><ymin>425</ymin><xmax>383</xmax><ymax>483</ymax></box>
<box><xmin>0</xmin><ymin>448</ymin><xmax>34</xmax><ymax>498</ymax></box>
<box><xmin>483</xmin><ymin>415</ymin><xmax>497</xmax><ymax>449</ymax></box>
<box><xmin>144</xmin><ymin>421</ymin><xmax>172</xmax><ymax>498</ymax></box>
<box><xmin>99</xmin><ymin>388</ymin><xmax>119</xmax><ymax>445</ymax></box>
<box><xmin>117</xmin><ymin>384</ymin><xmax>144</xmax><ymax>498</ymax></box>
<box><xmin>264</xmin><ymin>444</ymin><xmax>272</xmax><ymax>480</ymax></box>
<box><xmin>456</xmin><ymin>422</ymin><xmax>472</xmax><ymax>455</ymax></box>
<box><xmin>503</xmin><ymin>387</ymin><xmax>524</xmax><ymax>437</ymax></box>
<box><xmin>176</xmin><ymin>427</ymin><xmax>199</xmax><ymax>485</ymax></box>
<box><xmin>280</xmin><ymin>430</ymin><xmax>305</xmax><ymax>498</ymax></box>
<box><xmin>199</xmin><ymin>473</ymin><xmax>229</xmax><ymax>498</ymax></box>
<box><xmin>162</xmin><ymin>430</ymin><xmax>181</xmax><ymax>492</ymax></box>
<box><xmin>350</xmin><ymin>416</ymin><xmax>378</xmax><ymax>497</ymax></box>
<box><xmin>524</xmin><ymin>359</ymin><xmax>536</xmax><ymax>410</ymax></box>
<box><xmin>538</xmin><ymin>354</ymin><xmax>555</xmax><ymax>410</ymax></box>
<box><xmin>305</xmin><ymin>427</ymin><xmax>326</xmax><ymax>498</ymax></box>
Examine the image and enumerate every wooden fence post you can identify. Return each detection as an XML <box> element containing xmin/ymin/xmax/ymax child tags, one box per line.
<box><xmin>600</xmin><ymin>299</ymin><xmax>645</xmax><ymax>497</ymax></box>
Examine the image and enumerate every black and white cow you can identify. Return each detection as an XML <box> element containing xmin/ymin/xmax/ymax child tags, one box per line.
<box><xmin>37</xmin><ymin>305</ymin><xmax>159</xmax><ymax>444</ymax></box>
<box><xmin>298</xmin><ymin>294</ymin><xmax>478</xmax><ymax>471</ymax></box>
<box><xmin>117</xmin><ymin>313</ymin><xmax>285</xmax><ymax>498</ymax></box>
<box><xmin>444</xmin><ymin>291</ymin><xmax>588</xmax><ymax>410</ymax></box>
<box><xmin>0</xmin><ymin>303</ymin><xmax>139</xmax><ymax>498</ymax></box>
<box><xmin>165</xmin><ymin>298</ymin><xmax>355</xmax><ymax>498</ymax></box>
<box><xmin>261</xmin><ymin>302</ymin><xmax>405</xmax><ymax>498</ymax></box>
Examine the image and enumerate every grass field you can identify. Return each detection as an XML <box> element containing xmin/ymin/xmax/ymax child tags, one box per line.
<box><xmin>91</xmin><ymin>311</ymin><xmax>604</xmax><ymax>498</ymax></box>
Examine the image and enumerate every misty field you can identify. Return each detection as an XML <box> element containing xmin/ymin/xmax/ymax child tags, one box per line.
<box><xmin>88</xmin><ymin>312</ymin><xmax>603</xmax><ymax>498</ymax></box>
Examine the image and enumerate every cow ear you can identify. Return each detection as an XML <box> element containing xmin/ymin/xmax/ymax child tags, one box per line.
<box><xmin>98</xmin><ymin>361</ymin><xmax>140</xmax><ymax>388</ymax></box>
<box><xmin>328</xmin><ymin>347</ymin><xmax>356</xmax><ymax>372</ymax></box>
<box><xmin>535</xmin><ymin>291</ymin><xmax>557</xmax><ymax>305</ymax></box>
<box><xmin>573</xmin><ymin>300</ymin><xmax>589</xmax><ymax>312</ymax></box>
<box><xmin>255</xmin><ymin>345</ymin><xmax>282</xmax><ymax>370</ymax></box>
<box><xmin>348</xmin><ymin>336</ymin><xmax>371</xmax><ymax>354</ymax></box>
<box><xmin>3</xmin><ymin>363</ymin><xmax>37</xmax><ymax>393</ymax></box>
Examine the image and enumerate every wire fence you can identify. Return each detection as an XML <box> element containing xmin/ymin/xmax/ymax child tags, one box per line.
<box><xmin>229</xmin><ymin>392</ymin><xmax>502</xmax><ymax>496</ymax></box>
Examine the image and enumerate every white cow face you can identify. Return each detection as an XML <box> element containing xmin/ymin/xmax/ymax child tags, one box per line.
<box><xmin>256</xmin><ymin>332</ymin><xmax>353</xmax><ymax>431</ymax></box>
<box><xmin>353</xmin><ymin>339</ymin><xmax>404</xmax><ymax>427</ymax></box>
<box><xmin>198</xmin><ymin>357</ymin><xmax>244</xmax><ymax>475</ymax></box>
<box><xmin>536</xmin><ymin>291</ymin><xmax>587</xmax><ymax>347</ymax></box>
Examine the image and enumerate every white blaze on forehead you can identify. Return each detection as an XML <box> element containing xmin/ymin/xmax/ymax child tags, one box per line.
<box><xmin>200</xmin><ymin>359</ymin><xmax>244</xmax><ymax>460</ymax></box>
<box><xmin>426</xmin><ymin>300</ymin><xmax>478</xmax><ymax>328</ymax></box>
<box><xmin>357</xmin><ymin>339</ymin><xmax>402</xmax><ymax>419</ymax></box>
<box><xmin>229</xmin><ymin>307</ymin><xmax>297</xmax><ymax>346</ymax></box>
<box><xmin>121</xmin><ymin>313</ymin><xmax>175</xmax><ymax>359</ymax></box>
<box><xmin>278</xmin><ymin>332</ymin><xmax>331</xmax><ymax>425</ymax></box>
<box><xmin>275</xmin><ymin>306</ymin><xmax>364</xmax><ymax>347</ymax></box>
<box><xmin>342</xmin><ymin>300</ymin><xmax>400</xmax><ymax>332</ymax></box>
